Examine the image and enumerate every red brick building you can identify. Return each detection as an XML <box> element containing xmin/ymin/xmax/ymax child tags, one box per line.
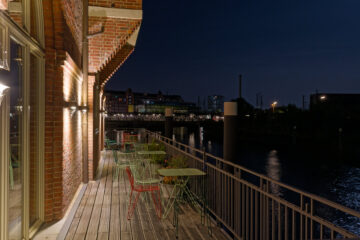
<box><xmin>0</xmin><ymin>0</ymin><xmax>142</xmax><ymax>239</ymax></box>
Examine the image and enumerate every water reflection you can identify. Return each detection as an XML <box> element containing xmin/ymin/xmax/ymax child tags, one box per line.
<box><xmin>266</xmin><ymin>150</ymin><xmax>283</xmax><ymax>197</ymax></box>
<box><xmin>171</xmin><ymin>127</ymin><xmax>360</xmax><ymax>234</ymax></box>
<box><xmin>330</xmin><ymin>167</ymin><xmax>360</xmax><ymax>234</ymax></box>
<box><xmin>207</xmin><ymin>140</ymin><xmax>212</xmax><ymax>153</ymax></box>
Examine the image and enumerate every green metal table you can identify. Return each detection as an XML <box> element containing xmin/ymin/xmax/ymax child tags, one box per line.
<box><xmin>157</xmin><ymin>168</ymin><xmax>210</xmax><ymax>239</ymax></box>
<box><xmin>136</xmin><ymin>150</ymin><xmax>166</xmax><ymax>155</ymax></box>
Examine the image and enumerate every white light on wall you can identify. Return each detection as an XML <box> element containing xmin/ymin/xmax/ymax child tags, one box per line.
<box><xmin>0</xmin><ymin>83</ymin><xmax>9</xmax><ymax>96</ymax></box>
<box><xmin>0</xmin><ymin>83</ymin><xmax>9</xmax><ymax>104</ymax></box>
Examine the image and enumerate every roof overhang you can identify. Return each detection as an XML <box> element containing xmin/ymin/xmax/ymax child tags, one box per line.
<box><xmin>89</xmin><ymin>6</ymin><xmax>142</xmax><ymax>20</ymax></box>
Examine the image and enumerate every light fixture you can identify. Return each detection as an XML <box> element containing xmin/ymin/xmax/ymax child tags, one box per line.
<box><xmin>320</xmin><ymin>95</ymin><xmax>326</xmax><ymax>101</ymax></box>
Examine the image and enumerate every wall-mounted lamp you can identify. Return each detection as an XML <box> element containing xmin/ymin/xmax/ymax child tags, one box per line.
<box><xmin>78</xmin><ymin>105</ymin><xmax>88</xmax><ymax>113</ymax></box>
<box><xmin>64</xmin><ymin>101</ymin><xmax>78</xmax><ymax>110</ymax></box>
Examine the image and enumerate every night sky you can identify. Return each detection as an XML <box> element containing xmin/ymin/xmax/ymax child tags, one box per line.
<box><xmin>107</xmin><ymin>0</ymin><xmax>360</xmax><ymax>108</ymax></box>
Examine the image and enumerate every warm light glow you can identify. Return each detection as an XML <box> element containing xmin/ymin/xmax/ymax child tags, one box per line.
<box><xmin>0</xmin><ymin>83</ymin><xmax>9</xmax><ymax>96</ymax></box>
<box><xmin>320</xmin><ymin>95</ymin><xmax>326</xmax><ymax>100</ymax></box>
<box><xmin>271</xmin><ymin>101</ymin><xmax>278</xmax><ymax>112</ymax></box>
<box><xmin>62</xmin><ymin>56</ymin><xmax>83</xmax><ymax>105</ymax></box>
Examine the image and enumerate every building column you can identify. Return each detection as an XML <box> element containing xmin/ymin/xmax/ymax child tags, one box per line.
<box><xmin>87</xmin><ymin>76</ymin><xmax>95</xmax><ymax>180</ymax></box>
<box><xmin>93</xmin><ymin>76</ymin><xmax>100</xmax><ymax>178</ymax></box>
<box><xmin>165</xmin><ymin>107</ymin><xmax>173</xmax><ymax>139</ymax></box>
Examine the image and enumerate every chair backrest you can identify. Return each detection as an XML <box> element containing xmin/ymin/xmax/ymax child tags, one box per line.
<box><xmin>126</xmin><ymin>167</ymin><xmax>134</xmax><ymax>190</ymax></box>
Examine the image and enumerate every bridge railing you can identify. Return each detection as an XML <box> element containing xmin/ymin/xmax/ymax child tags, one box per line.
<box><xmin>146</xmin><ymin>130</ymin><xmax>360</xmax><ymax>240</ymax></box>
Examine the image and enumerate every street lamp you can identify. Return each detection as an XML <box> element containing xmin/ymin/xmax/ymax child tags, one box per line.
<box><xmin>271</xmin><ymin>101</ymin><xmax>278</xmax><ymax>113</ymax></box>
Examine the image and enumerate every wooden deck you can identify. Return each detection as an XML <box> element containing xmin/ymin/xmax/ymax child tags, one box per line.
<box><xmin>64</xmin><ymin>151</ymin><xmax>229</xmax><ymax>240</ymax></box>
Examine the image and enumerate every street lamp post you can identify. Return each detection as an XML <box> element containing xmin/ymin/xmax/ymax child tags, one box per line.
<box><xmin>271</xmin><ymin>101</ymin><xmax>278</xmax><ymax>113</ymax></box>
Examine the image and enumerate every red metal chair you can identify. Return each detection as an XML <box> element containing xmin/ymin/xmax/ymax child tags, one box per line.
<box><xmin>126</xmin><ymin>167</ymin><xmax>162</xmax><ymax>220</ymax></box>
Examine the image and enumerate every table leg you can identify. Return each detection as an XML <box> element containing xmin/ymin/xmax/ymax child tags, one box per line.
<box><xmin>173</xmin><ymin>197</ymin><xmax>179</xmax><ymax>238</ymax></box>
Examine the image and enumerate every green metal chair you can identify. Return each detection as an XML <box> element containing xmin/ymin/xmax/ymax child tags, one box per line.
<box><xmin>105</xmin><ymin>139</ymin><xmax>117</xmax><ymax>150</ymax></box>
<box><xmin>113</xmin><ymin>150</ymin><xmax>134</xmax><ymax>180</ymax></box>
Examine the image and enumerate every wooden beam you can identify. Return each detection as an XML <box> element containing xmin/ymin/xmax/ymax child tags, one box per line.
<box><xmin>89</xmin><ymin>6</ymin><xmax>142</xmax><ymax>20</ymax></box>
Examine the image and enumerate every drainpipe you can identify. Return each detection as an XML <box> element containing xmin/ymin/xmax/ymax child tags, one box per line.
<box><xmin>82</xmin><ymin>0</ymin><xmax>89</xmax><ymax>183</ymax></box>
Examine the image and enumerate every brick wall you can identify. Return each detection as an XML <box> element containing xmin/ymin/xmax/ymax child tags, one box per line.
<box><xmin>9</xmin><ymin>12</ymin><xmax>22</xmax><ymax>26</ymax></box>
<box><xmin>89</xmin><ymin>0</ymin><xmax>142</xmax><ymax>9</ymax></box>
<box><xmin>43</xmin><ymin>0</ymin><xmax>84</xmax><ymax>221</ymax></box>
<box><xmin>62</xmin><ymin>55</ymin><xmax>83</xmax><ymax>214</ymax></box>
<box><xmin>88</xmin><ymin>17</ymin><xmax>140</xmax><ymax>73</ymax></box>
<box><xmin>41</xmin><ymin>0</ymin><xmax>142</xmax><ymax>221</ymax></box>
<box><xmin>62</xmin><ymin>0</ymin><xmax>82</xmax><ymax>50</ymax></box>
<box><xmin>99</xmin><ymin>43</ymin><xmax>134</xmax><ymax>84</ymax></box>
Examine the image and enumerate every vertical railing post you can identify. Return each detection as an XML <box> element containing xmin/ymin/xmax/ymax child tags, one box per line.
<box><xmin>234</xmin><ymin>168</ymin><xmax>241</xmax><ymax>237</ymax></box>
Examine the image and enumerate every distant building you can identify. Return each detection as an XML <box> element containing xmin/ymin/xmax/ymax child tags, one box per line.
<box><xmin>310</xmin><ymin>93</ymin><xmax>360</xmax><ymax>118</ymax></box>
<box><xmin>207</xmin><ymin>95</ymin><xmax>224</xmax><ymax>113</ymax></box>
<box><xmin>105</xmin><ymin>89</ymin><xmax>198</xmax><ymax>114</ymax></box>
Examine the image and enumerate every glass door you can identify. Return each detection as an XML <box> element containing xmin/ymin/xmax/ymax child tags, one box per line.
<box><xmin>6</xmin><ymin>39</ymin><xmax>24</xmax><ymax>240</ymax></box>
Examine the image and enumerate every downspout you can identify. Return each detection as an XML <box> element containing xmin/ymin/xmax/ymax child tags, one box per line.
<box><xmin>82</xmin><ymin>0</ymin><xmax>89</xmax><ymax>183</ymax></box>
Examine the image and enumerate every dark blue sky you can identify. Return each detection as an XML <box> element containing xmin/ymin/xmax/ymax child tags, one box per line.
<box><xmin>107</xmin><ymin>0</ymin><xmax>360</xmax><ymax>107</ymax></box>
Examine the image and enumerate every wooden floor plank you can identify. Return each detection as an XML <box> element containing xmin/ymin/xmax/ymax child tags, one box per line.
<box><xmin>98</xmin><ymin>158</ymin><xmax>113</xmax><ymax>234</ymax></box>
<box><xmin>144</xmin><ymin>192</ymin><xmax>170</xmax><ymax>240</ymax></box>
<box><xmin>65</xmin><ymin>183</ymin><xmax>93</xmax><ymax>240</ymax></box>
<box><xmin>73</xmin><ymin>233</ymin><xmax>86</xmax><ymax>240</ymax></box>
<box><xmin>97</xmin><ymin>232</ymin><xmax>108</xmax><ymax>240</ymax></box>
<box><xmin>119</xmin><ymin>167</ymin><xmax>133</xmax><ymax>238</ymax></box>
<box><xmin>76</xmin><ymin>181</ymin><xmax>100</xmax><ymax>235</ymax></box>
<box><xmin>179</xmin><ymin>204</ymin><xmax>214</xmax><ymax>240</ymax></box>
<box><xmin>75</xmin><ymin>183</ymin><xmax>93</xmax><ymax>219</ymax></box>
<box><xmin>85</xmin><ymin>154</ymin><xmax>110</xmax><ymax>239</ymax></box>
<box><xmin>136</xmin><ymin>196</ymin><xmax>157</xmax><ymax>240</ymax></box>
<box><xmin>64</xmin><ymin>217</ymin><xmax>81</xmax><ymax>240</ymax></box>
<box><xmin>61</xmin><ymin>150</ymin><xmax>228</xmax><ymax>240</ymax></box>
<box><xmin>109</xmin><ymin>173</ymin><xmax>120</xmax><ymax>240</ymax></box>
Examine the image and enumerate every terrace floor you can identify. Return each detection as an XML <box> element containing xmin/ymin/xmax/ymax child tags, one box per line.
<box><xmin>63</xmin><ymin>151</ymin><xmax>229</xmax><ymax>240</ymax></box>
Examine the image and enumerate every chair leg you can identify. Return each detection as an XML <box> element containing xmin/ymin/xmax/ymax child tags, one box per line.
<box><xmin>127</xmin><ymin>189</ymin><xmax>133</xmax><ymax>216</ymax></box>
<box><xmin>127</xmin><ymin>192</ymin><xmax>141</xmax><ymax>220</ymax></box>
<box><xmin>158</xmin><ymin>190</ymin><xmax>162</xmax><ymax>218</ymax></box>
<box><xmin>151</xmin><ymin>190</ymin><xmax>162</xmax><ymax>219</ymax></box>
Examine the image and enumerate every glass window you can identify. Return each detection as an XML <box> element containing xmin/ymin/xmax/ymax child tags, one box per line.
<box><xmin>5</xmin><ymin>40</ymin><xmax>24</xmax><ymax>240</ymax></box>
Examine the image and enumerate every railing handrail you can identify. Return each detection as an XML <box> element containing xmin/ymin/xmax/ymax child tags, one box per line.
<box><xmin>146</xmin><ymin>130</ymin><xmax>360</xmax><ymax>227</ymax></box>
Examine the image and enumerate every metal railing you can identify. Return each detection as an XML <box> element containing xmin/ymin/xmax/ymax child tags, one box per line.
<box><xmin>146</xmin><ymin>130</ymin><xmax>360</xmax><ymax>240</ymax></box>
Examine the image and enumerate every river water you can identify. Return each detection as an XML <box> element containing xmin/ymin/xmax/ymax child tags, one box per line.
<box><xmin>173</xmin><ymin>126</ymin><xmax>360</xmax><ymax>235</ymax></box>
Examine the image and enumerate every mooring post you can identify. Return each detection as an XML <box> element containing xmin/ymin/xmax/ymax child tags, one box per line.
<box><xmin>165</xmin><ymin>107</ymin><xmax>174</xmax><ymax>139</ymax></box>
<box><xmin>224</xmin><ymin>102</ymin><xmax>238</xmax><ymax>164</ymax></box>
